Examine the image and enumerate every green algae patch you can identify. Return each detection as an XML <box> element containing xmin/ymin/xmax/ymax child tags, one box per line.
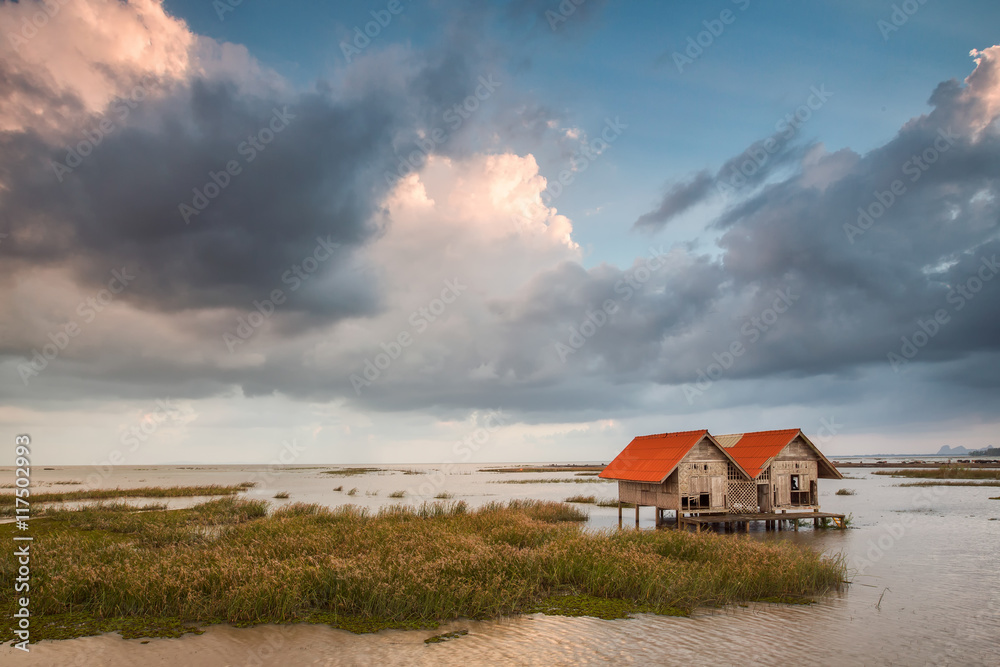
<box><xmin>13</xmin><ymin>612</ymin><xmax>206</xmax><ymax>643</ymax></box>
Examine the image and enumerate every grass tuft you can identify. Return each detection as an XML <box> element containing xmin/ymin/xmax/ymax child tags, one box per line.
<box><xmin>564</xmin><ymin>495</ymin><xmax>596</xmax><ymax>504</ymax></box>
<box><xmin>273</xmin><ymin>491</ymin><xmax>290</xmax><ymax>499</ymax></box>
<box><xmin>835</xmin><ymin>488</ymin><xmax>856</xmax><ymax>496</ymax></box>
<box><xmin>595</xmin><ymin>499</ymin><xmax>633</xmax><ymax>508</ymax></box>
<box><xmin>388</xmin><ymin>490</ymin><xmax>406</xmax><ymax>498</ymax></box>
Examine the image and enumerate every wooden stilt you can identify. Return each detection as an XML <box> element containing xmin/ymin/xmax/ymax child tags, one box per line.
<box><xmin>635</xmin><ymin>504</ymin><xmax>640</xmax><ymax>528</ymax></box>
<box><xmin>617</xmin><ymin>501</ymin><xmax>622</xmax><ymax>529</ymax></box>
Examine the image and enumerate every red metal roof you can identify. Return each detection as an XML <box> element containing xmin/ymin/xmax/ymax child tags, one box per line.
<box><xmin>599</xmin><ymin>429</ymin><xmax>709</xmax><ymax>483</ymax></box>
<box><xmin>718</xmin><ymin>428</ymin><xmax>801</xmax><ymax>479</ymax></box>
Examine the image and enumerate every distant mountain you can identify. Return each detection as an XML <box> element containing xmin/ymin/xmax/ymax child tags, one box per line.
<box><xmin>936</xmin><ymin>445</ymin><xmax>970</xmax><ymax>456</ymax></box>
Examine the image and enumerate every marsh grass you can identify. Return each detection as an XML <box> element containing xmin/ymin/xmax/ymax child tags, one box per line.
<box><xmin>347</xmin><ymin>488</ymin><xmax>359</xmax><ymax>496</ymax></box>
<box><xmin>388</xmin><ymin>491</ymin><xmax>405</xmax><ymax>498</ymax></box>
<box><xmin>273</xmin><ymin>492</ymin><xmax>290</xmax><ymax>499</ymax></box>
<box><xmin>595</xmin><ymin>499</ymin><xmax>633</xmax><ymax>508</ymax></box>
<box><xmin>565</xmin><ymin>495</ymin><xmax>596</xmax><ymax>504</ymax></box>
<box><xmin>896</xmin><ymin>481</ymin><xmax>1000</xmax><ymax>487</ymax></box>
<box><xmin>0</xmin><ymin>484</ymin><xmax>251</xmax><ymax>508</ymax></box>
<box><xmin>835</xmin><ymin>489</ymin><xmax>856</xmax><ymax>496</ymax></box>
<box><xmin>434</xmin><ymin>492</ymin><xmax>454</xmax><ymax>499</ymax></box>
<box><xmin>497</xmin><ymin>478</ymin><xmax>611</xmax><ymax>484</ymax></box>
<box><xmin>873</xmin><ymin>466</ymin><xmax>1000</xmax><ymax>480</ymax></box>
<box><xmin>333</xmin><ymin>486</ymin><xmax>343</xmax><ymax>492</ymax></box>
<box><xmin>322</xmin><ymin>468</ymin><xmax>385</xmax><ymax>477</ymax></box>
<box><xmin>0</xmin><ymin>498</ymin><xmax>845</xmax><ymax>644</ymax></box>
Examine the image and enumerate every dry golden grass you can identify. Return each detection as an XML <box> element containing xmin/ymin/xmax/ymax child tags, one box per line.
<box><xmin>0</xmin><ymin>498</ymin><xmax>845</xmax><ymax>642</ymax></box>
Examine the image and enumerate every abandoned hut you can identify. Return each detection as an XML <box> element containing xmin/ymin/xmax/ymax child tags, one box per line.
<box><xmin>714</xmin><ymin>428</ymin><xmax>843</xmax><ymax>513</ymax></box>
<box><xmin>597</xmin><ymin>429</ymin><xmax>749</xmax><ymax>526</ymax></box>
<box><xmin>600</xmin><ymin>427</ymin><xmax>846</xmax><ymax>530</ymax></box>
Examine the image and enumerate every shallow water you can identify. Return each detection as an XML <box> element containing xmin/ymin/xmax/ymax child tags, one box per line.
<box><xmin>4</xmin><ymin>463</ymin><xmax>999</xmax><ymax>666</ymax></box>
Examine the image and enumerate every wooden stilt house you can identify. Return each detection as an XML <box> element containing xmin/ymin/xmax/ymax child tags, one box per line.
<box><xmin>598</xmin><ymin>429</ymin><xmax>751</xmax><ymax>526</ymax></box>
<box><xmin>714</xmin><ymin>428</ymin><xmax>843</xmax><ymax>513</ymax></box>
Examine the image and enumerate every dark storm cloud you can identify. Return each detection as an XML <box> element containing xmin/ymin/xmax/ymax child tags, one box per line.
<box><xmin>0</xmin><ymin>46</ymin><xmax>498</xmax><ymax>321</ymax></box>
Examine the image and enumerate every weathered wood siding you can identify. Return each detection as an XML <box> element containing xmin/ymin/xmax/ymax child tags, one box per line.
<box><xmin>774</xmin><ymin>436</ymin><xmax>819</xmax><ymax>461</ymax></box>
<box><xmin>768</xmin><ymin>437</ymin><xmax>820</xmax><ymax>509</ymax></box>
<box><xmin>677</xmin><ymin>437</ymin><xmax>730</xmax><ymax>512</ymax></box>
<box><xmin>617</xmin><ymin>470</ymin><xmax>679</xmax><ymax>509</ymax></box>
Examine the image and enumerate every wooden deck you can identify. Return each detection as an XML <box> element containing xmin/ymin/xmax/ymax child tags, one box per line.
<box><xmin>678</xmin><ymin>511</ymin><xmax>846</xmax><ymax>532</ymax></box>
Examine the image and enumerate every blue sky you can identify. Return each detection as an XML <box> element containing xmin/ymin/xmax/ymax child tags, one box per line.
<box><xmin>2</xmin><ymin>0</ymin><xmax>999</xmax><ymax>463</ymax></box>
<box><xmin>162</xmin><ymin>0</ymin><xmax>999</xmax><ymax>268</ymax></box>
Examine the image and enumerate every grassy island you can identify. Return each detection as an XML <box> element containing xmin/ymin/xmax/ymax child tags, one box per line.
<box><xmin>873</xmin><ymin>466</ymin><xmax>1000</xmax><ymax>480</ymax></box>
<box><xmin>1</xmin><ymin>498</ymin><xmax>846</xmax><ymax>644</ymax></box>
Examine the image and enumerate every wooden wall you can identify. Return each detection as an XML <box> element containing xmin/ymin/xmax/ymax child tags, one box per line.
<box><xmin>769</xmin><ymin>436</ymin><xmax>820</xmax><ymax>509</ymax></box>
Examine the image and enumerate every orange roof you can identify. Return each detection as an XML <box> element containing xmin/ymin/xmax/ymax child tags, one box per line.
<box><xmin>599</xmin><ymin>429</ymin><xmax>709</xmax><ymax>483</ymax></box>
<box><xmin>717</xmin><ymin>428</ymin><xmax>801</xmax><ymax>479</ymax></box>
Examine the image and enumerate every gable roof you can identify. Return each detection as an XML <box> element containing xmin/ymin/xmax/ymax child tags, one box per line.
<box><xmin>716</xmin><ymin>428</ymin><xmax>842</xmax><ymax>479</ymax></box>
<box><xmin>599</xmin><ymin>429</ymin><xmax>741</xmax><ymax>483</ymax></box>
